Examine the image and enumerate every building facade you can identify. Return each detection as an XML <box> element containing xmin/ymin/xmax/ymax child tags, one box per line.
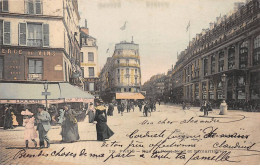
<box><xmin>99</xmin><ymin>40</ymin><xmax>142</xmax><ymax>101</ymax></box>
<box><xmin>80</xmin><ymin>21</ymin><xmax>99</xmax><ymax>96</ymax></box>
<box><xmin>166</xmin><ymin>0</ymin><xmax>260</xmax><ymax>107</ymax></box>
<box><xmin>0</xmin><ymin>0</ymin><xmax>82</xmax><ymax>86</ymax></box>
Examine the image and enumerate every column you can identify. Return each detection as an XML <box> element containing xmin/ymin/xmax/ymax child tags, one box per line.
<box><xmin>248</xmin><ymin>36</ymin><xmax>253</xmax><ymax>68</ymax></box>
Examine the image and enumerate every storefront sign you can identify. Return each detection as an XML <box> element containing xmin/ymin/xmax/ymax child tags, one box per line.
<box><xmin>2</xmin><ymin>48</ymin><xmax>56</xmax><ymax>56</ymax></box>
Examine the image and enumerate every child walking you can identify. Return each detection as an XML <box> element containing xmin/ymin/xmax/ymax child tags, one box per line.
<box><xmin>21</xmin><ymin>108</ymin><xmax>37</xmax><ymax>148</ymax></box>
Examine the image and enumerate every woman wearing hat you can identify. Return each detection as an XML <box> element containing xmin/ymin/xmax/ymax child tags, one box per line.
<box><xmin>61</xmin><ymin>105</ymin><xmax>80</xmax><ymax>143</ymax></box>
<box><xmin>21</xmin><ymin>108</ymin><xmax>37</xmax><ymax>148</ymax></box>
<box><xmin>86</xmin><ymin>102</ymin><xmax>95</xmax><ymax>123</ymax></box>
<box><xmin>94</xmin><ymin>100</ymin><xmax>114</xmax><ymax>141</ymax></box>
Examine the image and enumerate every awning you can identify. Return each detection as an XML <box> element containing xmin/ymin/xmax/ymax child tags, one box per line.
<box><xmin>0</xmin><ymin>82</ymin><xmax>94</xmax><ymax>104</ymax></box>
<box><xmin>116</xmin><ymin>92</ymin><xmax>145</xmax><ymax>100</ymax></box>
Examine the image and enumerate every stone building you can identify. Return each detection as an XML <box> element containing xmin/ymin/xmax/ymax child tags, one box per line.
<box><xmin>80</xmin><ymin>20</ymin><xmax>99</xmax><ymax>96</ymax></box>
<box><xmin>166</xmin><ymin>0</ymin><xmax>260</xmax><ymax>107</ymax></box>
<box><xmin>99</xmin><ymin>40</ymin><xmax>142</xmax><ymax>101</ymax></box>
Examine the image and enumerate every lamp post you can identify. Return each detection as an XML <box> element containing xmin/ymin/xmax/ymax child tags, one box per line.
<box><xmin>219</xmin><ymin>73</ymin><xmax>227</xmax><ymax>115</ymax></box>
<box><xmin>221</xmin><ymin>73</ymin><xmax>227</xmax><ymax>100</ymax></box>
<box><xmin>42</xmin><ymin>82</ymin><xmax>50</xmax><ymax>110</ymax></box>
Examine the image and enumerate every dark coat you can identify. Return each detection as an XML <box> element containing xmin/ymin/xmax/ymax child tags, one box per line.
<box><xmin>94</xmin><ymin>106</ymin><xmax>114</xmax><ymax>141</ymax></box>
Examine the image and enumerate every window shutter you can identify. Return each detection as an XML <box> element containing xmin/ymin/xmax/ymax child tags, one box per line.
<box><xmin>43</xmin><ymin>24</ymin><xmax>49</xmax><ymax>47</ymax></box>
<box><xmin>3</xmin><ymin>21</ymin><xmax>10</xmax><ymax>45</ymax></box>
<box><xmin>28</xmin><ymin>0</ymin><xmax>34</xmax><ymax>14</ymax></box>
<box><xmin>2</xmin><ymin>0</ymin><xmax>8</xmax><ymax>12</ymax></box>
<box><xmin>35</xmin><ymin>0</ymin><xmax>42</xmax><ymax>14</ymax></box>
<box><xmin>0</xmin><ymin>21</ymin><xmax>3</xmax><ymax>45</ymax></box>
<box><xmin>0</xmin><ymin>0</ymin><xmax>2</xmax><ymax>12</ymax></box>
<box><xmin>19</xmin><ymin>23</ymin><xmax>27</xmax><ymax>46</ymax></box>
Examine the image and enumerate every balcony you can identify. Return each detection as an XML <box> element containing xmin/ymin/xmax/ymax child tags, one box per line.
<box><xmin>113</xmin><ymin>55</ymin><xmax>140</xmax><ymax>59</ymax></box>
<box><xmin>115</xmin><ymin>63</ymin><xmax>140</xmax><ymax>68</ymax></box>
<box><xmin>27</xmin><ymin>39</ymin><xmax>42</xmax><ymax>47</ymax></box>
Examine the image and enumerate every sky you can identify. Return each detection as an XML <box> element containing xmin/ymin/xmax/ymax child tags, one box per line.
<box><xmin>78</xmin><ymin>0</ymin><xmax>244</xmax><ymax>83</ymax></box>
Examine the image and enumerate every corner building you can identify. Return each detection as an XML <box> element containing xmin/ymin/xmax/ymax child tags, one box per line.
<box><xmin>0</xmin><ymin>0</ymin><xmax>82</xmax><ymax>86</ymax></box>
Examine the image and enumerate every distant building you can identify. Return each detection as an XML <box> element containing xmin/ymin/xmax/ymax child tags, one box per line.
<box><xmin>80</xmin><ymin>20</ymin><xmax>99</xmax><ymax>96</ymax></box>
<box><xmin>99</xmin><ymin>40</ymin><xmax>142</xmax><ymax>101</ymax></box>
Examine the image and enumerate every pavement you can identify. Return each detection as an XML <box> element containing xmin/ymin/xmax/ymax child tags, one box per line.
<box><xmin>0</xmin><ymin>104</ymin><xmax>259</xmax><ymax>165</ymax></box>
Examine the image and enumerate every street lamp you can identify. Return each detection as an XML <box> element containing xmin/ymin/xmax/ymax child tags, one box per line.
<box><xmin>219</xmin><ymin>73</ymin><xmax>227</xmax><ymax>115</ymax></box>
<box><xmin>221</xmin><ymin>73</ymin><xmax>227</xmax><ymax>100</ymax></box>
<box><xmin>42</xmin><ymin>82</ymin><xmax>50</xmax><ymax>110</ymax></box>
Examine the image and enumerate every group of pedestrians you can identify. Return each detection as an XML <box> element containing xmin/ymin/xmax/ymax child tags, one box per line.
<box><xmin>2</xmin><ymin>105</ymin><xmax>19</xmax><ymax>130</ymax></box>
<box><xmin>19</xmin><ymin>99</ymin><xmax>115</xmax><ymax>148</ymax></box>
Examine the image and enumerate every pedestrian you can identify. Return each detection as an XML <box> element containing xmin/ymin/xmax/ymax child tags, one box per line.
<box><xmin>138</xmin><ymin>101</ymin><xmax>143</xmax><ymax>112</ymax></box>
<box><xmin>117</xmin><ymin>102</ymin><xmax>121</xmax><ymax>114</ymax></box>
<box><xmin>202</xmin><ymin>101</ymin><xmax>208</xmax><ymax>116</ymax></box>
<box><xmin>11</xmin><ymin>112</ymin><xmax>19</xmax><ymax>127</ymax></box>
<box><xmin>143</xmin><ymin>103</ymin><xmax>149</xmax><ymax>117</ymax></box>
<box><xmin>127</xmin><ymin>101</ymin><xmax>131</xmax><ymax>113</ymax></box>
<box><xmin>182</xmin><ymin>101</ymin><xmax>186</xmax><ymax>110</ymax></box>
<box><xmin>61</xmin><ymin>105</ymin><xmax>80</xmax><ymax>143</ymax></box>
<box><xmin>21</xmin><ymin>108</ymin><xmax>37</xmax><ymax>148</ymax></box>
<box><xmin>107</xmin><ymin>103</ymin><xmax>114</xmax><ymax>116</ymax></box>
<box><xmin>4</xmin><ymin>105</ymin><xmax>13</xmax><ymax>130</ymax></box>
<box><xmin>131</xmin><ymin>101</ymin><xmax>135</xmax><ymax>112</ymax></box>
<box><xmin>48</xmin><ymin>104</ymin><xmax>58</xmax><ymax>126</ymax></box>
<box><xmin>94</xmin><ymin>99</ymin><xmax>114</xmax><ymax>141</ymax></box>
<box><xmin>35</xmin><ymin>104</ymin><xmax>51</xmax><ymax>148</ymax></box>
<box><xmin>87</xmin><ymin>102</ymin><xmax>95</xmax><ymax>123</ymax></box>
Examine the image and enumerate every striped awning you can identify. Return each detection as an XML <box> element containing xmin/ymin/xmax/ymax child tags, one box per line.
<box><xmin>116</xmin><ymin>92</ymin><xmax>145</xmax><ymax>100</ymax></box>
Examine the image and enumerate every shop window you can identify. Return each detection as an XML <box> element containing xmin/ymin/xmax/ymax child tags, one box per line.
<box><xmin>0</xmin><ymin>0</ymin><xmax>9</xmax><ymax>12</ymax></box>
<box><xmin>0</xmin><ymin>57</ymin><xmax>3</xmax><ymax>79</ymax></box>
<box><xmin>28</xmin><ymin>59</ymin><xmax>43</xmax><ymax>80</ymax></box>
<box><xmin>25</xmin><ymin>0</ymin><xmax>42</xmax><ymax>15</ymax></box>
<box><xmin>209</xmin><ymin>92</ymin><xmax>214</xmax><ymax>100</ymax></box>
<box><xmin>89</xmin><ymin>83</ymin><xmax>94</xmax><ymax>92</ymax></box>
<box><xmin>253</xmin><ymin>35</ymin><xmax>260</xmax><ymax>66</ymax></box>
<box><xmin>88</xmin><ymin>52</ymin><xmax>94</xmax><ymax>62</ymax></box>
<box><xmin>88</xmin><ymin>67</ymin><xmax>94</xmax><ymax>77</ymax></box>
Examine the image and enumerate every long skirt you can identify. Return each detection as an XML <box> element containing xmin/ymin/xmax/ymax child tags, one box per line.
<box><xmin>61</xmin><ymin>121</ymin><xmax>80</xmax><ymax>142</ymax></box>
<box><xmin>96</xmin><ymin>123</ymin><xmax>114</xmax><ymax>141</ymax></box>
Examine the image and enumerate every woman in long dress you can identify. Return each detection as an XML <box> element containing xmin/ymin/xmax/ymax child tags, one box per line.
<box><xmin>94</xmin><ymin>100</ymin><xmax>114</xmax><ymax>141</ymax></box>
<box><xmin>86</xmin><ymin>103</ymin><xmax>95</xmax><ymax>123</ymax></box>
<box><xmin>61</xmin><ymin>105</ymin><xmax>80</xmax><ymax>142</ymax></box>
<box><xmin>21</xmin><ymin>108</ymin><xmax>37</xmax><ymax>148</ymax></box>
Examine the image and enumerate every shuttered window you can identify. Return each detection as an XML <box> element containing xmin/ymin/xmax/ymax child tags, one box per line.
<box><xmin>0</xmin><ymin>0</ymin><xmax>8</xmax><ymax>12</ymax></box>
<box><xmin>89</xmin><ymin>67</ymin><xmax>94</xmax><ymax>77</ymax></box>
<box><xmin>18</xmin><ymin>23</ymin><xmax>49</xmax><ymax>47</ymax></box>
<box><xmin>3</xmin><ymin>21</ymin><xmax>10</xmax><ymax>45</ymax></box>
<box><xmin>19</xmin><ymin>23</ymin><xmax>27</xmax><ymax>46</ymax></box>
<box><xmin>0</xmin><ymin>57</ymin><xmax>3</xmax><ymax>79</ymax></box>
<box><xmin>43</xmin><ymin>24</ymin><xmax>49</xmax><ymax>47</ymax></box>
<box><xmin>26</xmin><ymin>0</ymin><xmax>42</xmax><ymax>14</ymax></box>
<box><xmin>0</xmin><ymin>21</ymin><xmax>2</xmax><ymax>45</ymax></box>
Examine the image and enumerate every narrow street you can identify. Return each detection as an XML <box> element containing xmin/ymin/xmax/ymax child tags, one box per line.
<box><xmin>0</xmin><ymin>104</ymin><xmax>259</xmax><ymax>165</ymax></box>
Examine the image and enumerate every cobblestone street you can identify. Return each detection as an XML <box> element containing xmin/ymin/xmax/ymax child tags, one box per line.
<box><xmin>0</xmin><ymin>104</ymin><xmax>260</xmax><ymax>165</ymax></box>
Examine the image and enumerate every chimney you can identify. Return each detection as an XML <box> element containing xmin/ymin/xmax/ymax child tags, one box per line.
<box><xmin>209</xmin><ymin>22</ymin><xmax>214</xmax><ymax>29</ymax></box>
<box><xmin>85</xmin><ymin>19</ymin><xmax>88</xmax><ymax>28</ymax></box>
<box><xmin>131</xmin><ymin>36</ymin><xmax>134</xmax><ymax>43</ymax></box>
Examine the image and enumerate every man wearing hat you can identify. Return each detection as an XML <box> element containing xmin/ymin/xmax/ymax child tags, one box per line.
<box><xmin>35</xmin><ymin>104</ymin><xmax>51</xmax><ymax>148</ymax></box>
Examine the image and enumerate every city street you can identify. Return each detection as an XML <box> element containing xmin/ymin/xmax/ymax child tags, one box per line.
<box><xmin>0</xmin><ymin>104</ymin><xmax>259</xmax><ymax>165</ymax></box>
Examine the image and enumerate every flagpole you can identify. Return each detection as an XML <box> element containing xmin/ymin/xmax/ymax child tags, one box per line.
<box><xmin>189</xmin><ymin>21</ymin><xmax>191</xmax><ymax>48</ymax></box>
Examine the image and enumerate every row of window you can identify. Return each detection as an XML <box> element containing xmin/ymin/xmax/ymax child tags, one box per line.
<box><xmin>116</xmin><ymin>59</ymin><xmax>139</xmax><ymax>64</ymax></box>
<box><xmin>117</xmin><ymin>68</ymin><xmax>139</xmax><ymax>74</ymax></box>
<box><xmin>0</xmin><ymin>20</ymin><xmax>49</xmax><ymax>47</ymax></box>
<box><xmin>80</xmin><ymin>52</ymin><xmax>95</xmax><ymax>62</ymax></box>
<box><xmin>0</xmin><ymin>0</ymin><xmax>42</xmax><ymax>15</ymax></box>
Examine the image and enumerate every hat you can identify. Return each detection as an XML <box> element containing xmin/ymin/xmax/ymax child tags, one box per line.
<box><xmin>21</xmin><ymin>109</ymin><xmax>34</xmax><ymax>116</ymax></box>
<box><xmin>37</xmin><ymin>104</ymin><xmax>45</xmax><ymax>109</ymax></box>
<box><xmin>90</xmin><ymin>102</ymin><xmax>93</xmax><ymax>105</ymax></box>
